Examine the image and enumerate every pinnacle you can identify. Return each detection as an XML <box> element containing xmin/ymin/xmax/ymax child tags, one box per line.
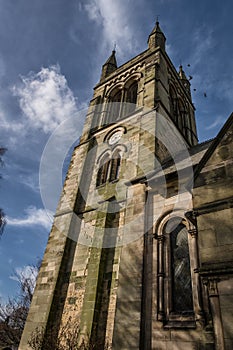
<box><xmin>179</xmin><ymin>65</ymin><xmax>188</xmax><ymax>80</ymax></box>
<box><xmin>104</xmin><ymin>50</ymin><xmax>117</xmax><ymax>66</ymax></box>
<box><xmin>150</xmin><ymin>20</ymin><xmax>163</xmax><ymax>35</ymax></box>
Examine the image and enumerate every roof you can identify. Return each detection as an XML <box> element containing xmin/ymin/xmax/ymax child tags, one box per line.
<box><xmin>193</xmin><ymin>112</ymin><xmax>233</xmax><ymax>181</ymax></box>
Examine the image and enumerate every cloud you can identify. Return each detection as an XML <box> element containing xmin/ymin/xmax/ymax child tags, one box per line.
<box><xmin>0</xmin><ymin>104</ymin><xmax>24</xmax><ymax>134</ymax></box>
<box><xmin>18</xmin><ymin>174</ymin><xmax>40</xmax><ymax>193</ymax></box>
<box><xmin>12</xmin><ymin>65</ymin><xmax>78</xmax><ymax>133</ymax></box>
<box><xmin>10</xmin><ymin>265</ymin><xmax>38</xmax><ymax>292</ymax></box>
<box><xmin>205</xmin><ymin>116</ymin><xmax>225</xmax><ymax>130</ymax></box>
<box><xmin>7</xmin><ymin>206</ymin><xmax>52</xmax><ymax>230</ymax></box>
<box><xmin>190</xmin><ymin>26</ymin><xmax>214</xmax><ymax>68</ymax></box>
<box><xmin>83</xmin><ymin>0</ymin><xmax>138</xmax><ymax>57</ymax></box>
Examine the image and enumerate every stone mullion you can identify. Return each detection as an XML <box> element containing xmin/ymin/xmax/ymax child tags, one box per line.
<box><xmin>157</xmin><ymin>234</ymin><xmax>165</xmax><ymax>321</ymax></box>
<box><xmin>119</xmin><ymin>88</ymin><xmax>126</xmax><ymax>118</ymax></box>
<box><xmin>102</xmin><ymin>159</ymin><xmax>110</xmax><ymax>184</ymax></box>
<box><xmin>188</xmin><ymin>227</ymin><xmax>205</xmax><ymax>326</ymax></box>
<box><xmin>99</xmin><ymin>99</ymin><xmax>109</xmax><ymax>127</ymax></box>
<box><xmin>109</xmin><ymin>158</ymin><xmax>117</xmax><ymax>182</ymax></box>
<box><xmin>110</xmin><ymin>154</ymin><xmax>121</xmax><ymax>182</ymax></box>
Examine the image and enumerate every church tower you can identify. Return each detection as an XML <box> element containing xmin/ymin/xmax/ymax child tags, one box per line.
<box><xmin>20</xmin><ymin>22</ymin><xmax>217</xmax><ymax>350</ymax></box>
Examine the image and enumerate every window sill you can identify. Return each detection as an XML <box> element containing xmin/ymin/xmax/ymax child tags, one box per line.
<box><xmin>96</xmin><ymin>178</ymin><xmax>119</xmax><ymax>188</ymax></box>
<box><xmin>164</xmin><ymin>312</ymin><xmax>196</xmax><ymax>329</ymax></box>
<box><xmin>109</xmin><ymin>179</ymin><xmax>119</xmax><ymax>184</ymax></box>
<box><xmin>164</xmin><ymin>321</ymin><xmax>196</xmax><ymax>329</ymax></box>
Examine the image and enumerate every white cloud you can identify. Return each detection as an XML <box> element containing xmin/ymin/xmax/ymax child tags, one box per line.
<box><xmin>18</xmin><ymin>174</ymin><xmax>40</xmax><ymax>193</ymax></box>
<box><xmin>83</xmin><ymin>0</ymin><xmax>138</xmax><ymax>57</ymax></box>
<box><xmin>10</xmin><ymin>265</ymin><xmax>38</xmax><ymax>293</ymax></box>
<box><xmin>205</xmin><ymin>116</ymin><xmax>225</xmax><ymax>130</ymax></box>
<box><xmin>0</xmin><ymin>104</ymin><xmax>24</xmax><ymax>133</ymax></box>
<box><xmin>7</xmin><ymin>206</ymin><xmax>53</xmax><ymax>230</ymax></box>
<box><xmin>190</xmin><ymin>26</ymin><xmax>214</xmax><ymax>68</ymax></box>
<box><xmin>12</xmin><ymin>65</ymin><xmax>78</xmax><ymax>133</ymax></box>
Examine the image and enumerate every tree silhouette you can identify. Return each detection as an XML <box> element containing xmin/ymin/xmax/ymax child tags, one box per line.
<box><xmin>0</xmin><ymin>263</ymin><xmax>39</xmax><ymax>349</ymax></box>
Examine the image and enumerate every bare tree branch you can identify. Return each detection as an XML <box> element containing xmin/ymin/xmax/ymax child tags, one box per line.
<box><xmin>0</xmin><ymin>262</ymin><xmax>40</xmax><ymax>348</ymax></box>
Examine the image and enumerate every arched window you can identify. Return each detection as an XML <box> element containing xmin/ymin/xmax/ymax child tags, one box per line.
<box><xmin>125</xmin><ymin>81</ymin><xmax>138</xmax><ymax>115</ymax></box>
<box><xmin>169</xmin><ymin>86</ymin><xmax>190</xmax><ymax>141</ymax></box>
<box><xmin>96</xmin><ymin>150</ymin><xmax>121</xmax><ymax>187</ymax></box>
<box><xmin>169</xmin><ymin>85</ymin><xmax>178</xmax><ymax>123</ymax></box>
<box><xmin>96</xmin><ymin>155</ymin><xmax>111</xmax><ymax>187</ymax></box>
<box><xmin>111</xmin><ymin>89</ymin><xmax>122</xmax><ymax>104</ymax></box>
<box><xmin>157</xmin><ymin>217</ymin><xmax>195</xmax><ymax>324</ymax></box>
<box><xmin>109</xmin><ymin>151</ymin><xmax>121</xmax><ymax>182</ymax></box>
<box><xmin>107</xmin><ymin>89</ymin><xmax>122</xmax><ymax>123</ymax></box>
<box><xmin>177</xmin><ymin>98</ymin><xmax>185</xmax><ymax>132</ymax></box>
<box><xmin>170</xmin><ymin>222</ymin><xmax>193</xmax><ymax>313</ymax></box>
<box><xmin>126</xmin><ymin>81</ymin><xmax>138</xmax><ymax>104</ymax></box>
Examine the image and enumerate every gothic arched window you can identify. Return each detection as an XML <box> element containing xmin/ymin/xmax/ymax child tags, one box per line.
<box><xmin>109</xmin><ymin>151</ymin><xmax>121</xmax><ymax>182</ymax></box>
<box><xmin>96</xmin><ymin>155</ymin><xmax>111</xmax><ymax>187</ymax></box>
<box><xmin>157</xmin><ymin>217</ymin><xmax>195</xmax><ymax>325</ymax></box>
<box><xmin>169</xmin><ymin>85</ymin><xmax>178</xmax><ymax>123</ymax></box>
<box><xmin>126</xmin><ymin>81</ymin><xmax>138</xmax><ymax>104</ymax></box>
<box><xmin>177</xmin><ymin>98</ymin><xmax>185</xmax><ymax>132</ymax></box>
<box><xmin>125</xmin><ymin>81</ymin><xmax>138</xmax><ymax>115</ymax></box>
<box><xmin>108</xmin><ymin>89</ymin><xmax>122</xmax><ymax>123</ymax></box>
<box><xmin>170</xmin><ymin>223</ymin><xmax>193</xmax><ymax>313</ymax></box>
<box><xmin>96</xmin><ymin>150</ymin><xmax>121</xmax><ymax>187</ymax></box>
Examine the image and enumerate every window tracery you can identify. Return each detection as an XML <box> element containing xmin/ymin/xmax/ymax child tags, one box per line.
<box><xmin>96</xmin><ymin>149</ymin><xmax>122</xmax><ymax>187</ymax></box>
<box><xmin>169</xmin><ymin>83</ymin><xmax>194</xmax><ymax>145</ymax></box>
<box><xmin>104</xmin><ymin>78</ymin><xmax>139</xmax><ymax>125</ymax></box>
<box><xmin>156</xmin><ymin>216</ymin><xmax>198</xmax><ymax>326</ymax></box>
<box><xmin>109</xmin><ymin>151</ymin><xmax>121</xmax><ymax>182</ymax></box>
<box><xmin>109</xmin><ymin>89</ymin><xmax>122</xmax><ymax>121</ymax></box>
<box><xmin>96</xmin><ymin>155</ymin><xmax>111</xmax><ymax>187</ymax></box>
<box><xmin>169</xmin><ymin>85</ymin><xmax>178</xmax><ymax>123</ymax></box>
<box><xmin>170</xmin><ymin>222</ymin><xmax>193</xmax><ymax>313</ymax></box>
<box><xmin>125</xmin><ymin>81</ymin><xmax>138</xmax><ymax>115</ymax></box>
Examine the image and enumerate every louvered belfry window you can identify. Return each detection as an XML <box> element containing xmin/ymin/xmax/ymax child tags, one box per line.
<box><xmin>109</xmin><ymin>152</ymin><xmax>121</xmax><ymax>182</ymax></box>
<box><xmin>96</xmin><ymin>152</ymin><xmax>121</xmax><ymax>187</ymax></box>
<box><xmin>96</xmin><ymin>156</ymin><xmax>111</xmax><ymax>186</ymax></box>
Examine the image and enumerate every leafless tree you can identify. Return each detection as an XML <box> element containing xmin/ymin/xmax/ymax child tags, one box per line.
<box><xmin>0</xmin><ymin>298</ymin><xmax>28</xmax><ymax>347</ymax></box>
<box><xmin>0</xmin><ymin>262</ymin><xmax>40</xmax><ymax>349</ymax></box>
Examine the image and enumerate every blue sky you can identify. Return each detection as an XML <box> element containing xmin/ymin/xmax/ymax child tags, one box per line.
<box><xmin>0</xmin><ymin>0</ymin><xmax>233</xmax><ymax>301</ymax></box>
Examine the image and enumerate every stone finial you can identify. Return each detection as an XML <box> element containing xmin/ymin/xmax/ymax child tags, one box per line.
<box><xmin>179</xmin><ymin>65</ymin><xmax>188</xmax><ymax>80</ymax></box>
<box><xmin>178</xmin><ymin>65</ymin><xmax>191</xmax><ymax>95</ymax></box>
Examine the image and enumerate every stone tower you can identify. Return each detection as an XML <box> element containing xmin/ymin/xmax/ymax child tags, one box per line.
<box><xmin>19</xmin><ymin>22</ymin><xmax>224</xmax><ymax>350</ymax></box>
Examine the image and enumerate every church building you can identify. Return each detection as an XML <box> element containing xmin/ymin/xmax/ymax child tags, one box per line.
<box><xmin>19</xmin><ymin>22</ymin><xmax>233</xmax><ymax>350</ymax></box>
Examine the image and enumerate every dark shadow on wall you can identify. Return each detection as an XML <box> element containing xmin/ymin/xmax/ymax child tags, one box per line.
<box><xmin>90</xmin><ymin>200</ymin><xmax>120</xmax><ymax>350</ymax></box>
<box><xmin>43</xmin><ymin>137</ymin><xmax>98</xmax><ymax>345</ymax></box>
